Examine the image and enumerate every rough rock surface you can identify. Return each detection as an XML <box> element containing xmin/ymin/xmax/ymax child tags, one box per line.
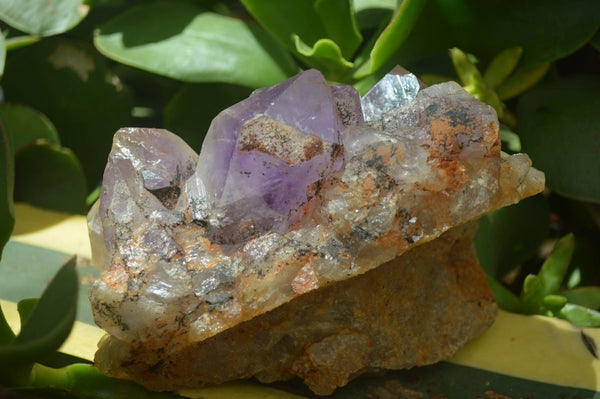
<box><xmin>88</xmin><ymin>68</ymin><xmax>545</xmax><ymax>394</ymax></box>
<box><xmin>96</xmin><ymin>222</ymin><xmax>495</xmax><ymax>395</ymax></box>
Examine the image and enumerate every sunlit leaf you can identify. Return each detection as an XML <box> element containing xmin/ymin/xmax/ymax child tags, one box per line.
<box><xmin>0</xmin><ymin>31</ymin><xmax>5</xmax><ymax>77</ymax></box>
<box><xmin>242</xmin><ymin>0</ymin><xmax>362</xmax><ymax>60</ymax></box>
<box><xmin>95</xmin><ymin>2</ymin><xmax>297</xmax><ymax>88</ymax></box>
<box><xmin>495</xmin><ymin>63</ymin><xmax>549</xmax><ymax>101</ymax></box>
<box><xmin>0</xmin><ymin>257</ymin><xmax>77</xmax><ymax>364</ymax></box>
<box><xmin>483</xmin><ymin>46</ymin><xmax>522</xmax><ymax>89</ymax></box>
<box><xmin>14</xmin><ymin>141</ymin><xmax>88</xmax><ymax>214</ymax></box>
<box><xmin>517</xmin><ymin>75</ymin><xmax>600</xmax><ymax>203</ymax></box>
<box><xmin>293</xmin><ymin>36</ymin><xmax>354</xmax><ymax>78</ymax></box>
<box><xmin>0</xmin><ymin>0</ymin><xmax>90</xmax><ymax>36</ymax></box>
<box><xmin>558</xmin><ymin>303</ymin><xmax>600</xmax><ymax>328</ymax></box>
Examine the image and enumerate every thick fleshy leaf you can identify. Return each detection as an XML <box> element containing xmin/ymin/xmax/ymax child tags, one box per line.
<box><xmin>393</xmin><ymin>0</ymin><xmax>600</xmax><ymax>69</ymax></box>
<box><xmin>517</xmin><ymin>75</ymin><xmax>600</xmax><ymax>203</ymax></box>
<box><xmin>0</xmin><ymin>104</ymin><xmax>60</xmax><ymax>151</ymax></box>
<box><xmin>293</xmin><ymin>36</ymin><xmax>354</xmax><ymax>78</ymax></box>
<box><xmin>562</xmin><ymin>286</ymin><xmax>600</xmax><ymax>310</ymax></box>
<box><xmin>0</xmin><ymin>110</ymin><xmax>14</xmax><ymax>260</ymax></box>
<box><xmin>486</xmin><ymin>275</ymin><xmax>522</xmax><ymax>313</ymax></box>
<box><xmin>241</xmin><ymin>0</ymin><xmax>362</xmax><ymax>60</ymax></box>
<box><xmin>353</xmin><ymin>0</ymin><xmax>426</xmax><ymax>78</ymax></box>
<box><xmin>537</xmin><ymin>234</ymin><xmax>575</xmax><ymax>296</ymax></box>
<box><xmin>164</xmin><ymin>83</ymin><xmax>252</xmax><ymax>152</ymax></box>
<box><xmin>0</xmin><ymin>0</ymin><xmax>89</xmax><ymax>36</ymax></box>
<box><xmin>94</xmin><ymin>2</ymin><xmax>297</xmax><ymax>88</ymax></box>
<box><xmin>558</xmin><ymin>303</ymin><xmax>600</xmax><ymax>328</ymax></box>
<box><xmin>475</xmin><ymin>194</ymin><xmax>550</xmax><ymax>279</ymax></box>
<box><xmin>14</xmin><ymin>141</ymin><xmax>88</xmax><ymax>214</ymax></box>
<box><xmin>0</xmin><ymin>257</ymin><xmax>77</xmax><ymax>364</ymax></box>
<box><xmin>2</xmin><ymin>39</ymin><xmax>133</xmax><ymax>187</ymax></box>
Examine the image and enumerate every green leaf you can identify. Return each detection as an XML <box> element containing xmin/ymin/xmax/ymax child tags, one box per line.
<box><xmin>2</xmin><ymin>39</ymin><xmax>133</xmax><ymax>187</ymax></box>
<box><xmin>17</xmin><ymin>298</ymin><xmax>38</xmax><ymax>327</ymax></box>
<box><xmin>483</xmin><ymin>46</ymin><xmax>522</xmax><ymax>89</ymax></box>
<box><xmin>0</xmin><ymin>31</ymin><xmax>5</xmax><ymax>77</ymax></box>
<box><xmin>517</xmin><ymin>75</ymin><xmax>600</xmax><ymax>203</ymax></box>
<box><xmin>14</xmin><ymin>141</ymin><xmax>88</xmax><ymax>214</ymax></box>
<box><xmin>0</xmin><ymin>257</ymin><xmax>78</xmax><ymax>364</ymax></box>
<box><xmin>499</xmin><ymin>124</ymin><xmax>521</xmax><ymax>153</ymax></box>
<box><xmin>95</xmin><ymin>2</ymin><xmax>297</xmax><ymax>88</ymax></box>
<box><xmin>537</xmin><ymin>234</ymin><xmax>575</xmax><ymax>296</ymax></box>
<box><xmin>557</xmin><ymin>303</ymin><xmax>600</xmax><ymax>328</ymax></box>
<box><xmin>353</xmin><ymin>0</ymin><xmax>426</xmax><ymax>78</ymax></box>
<box><xmin>4</xmin><ymin>35</ymin><xmax>41</xmax><ymax>51</ymax></box>
<box><xmin>293</xmin><ymin>35</ymin><xmax>354</xmax><ymax>78</ymax></box>
<box><xmin>164</xmin><ymin>83</ymin><xmax>253</xmax><ymax>152</ymax></box>
<box><xmin>0</xmin><ymin>0</ymin><xmax>90</xmax><ymax>36</ymax></box>
<box><xmin>242</xmin><ymin>0</ymin><xmax>362</xmax><ymax>59</ymax></box>
<box><xmin>0</xmin><ymin>108</ymin><xmax>14</xmax><ymax>260</ymax></box>
<box><xmin>486</xmin><ymin>275</ymin><xmax>522</xmax><ymax>313</ymax></box>
<box><xmin>495</xmin><ymin>63</ymin><xmax>550</xmax><ymax>101</ymax></box>
<box><xmin>520</xmin><ymin>274</ymin><xmax>544</xmax><ymax>314</ymax></box>
<box><xmin>0</xmin><ymin>104</ymin><xmax>61</xmax><ymax>151</ymax></box>
<box><xmin>392</xmin><ymin>0</ymin><xmax>600</xmax><ymax>69</ymax></box>
<box><xmin>542</xmin><ymin>294</ymin><xmax>567</xmax><ymax>314</ymax></box>
<box><xmin>0</xmin><ymin>305</ymin><xmax>16</xmax><ymax>345</ymax></box>
<box><xmin>314</xmin><ymin>0</ymin><xmax>362</xmax><ymax>58</ymax></box>
<box><xmin>352</xmin><ymin>0</ymin><xmax>395</xmax><ymax>30</ymax></box>
<box><xmin>562</xmin><ymin>286</ymin><xmax>600</xmax><ymax>310</ymax></box>
<box><xmin>475</xmin><ymin>194</ymin><xmax>549</xmax><ymax>279</ymax></box>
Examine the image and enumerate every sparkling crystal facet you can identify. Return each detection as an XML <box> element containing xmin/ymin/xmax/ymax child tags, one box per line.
<box><xmin>361</xmin><ymin>67</ymin><xmax>421</xmax><ymax>122</ymax></box>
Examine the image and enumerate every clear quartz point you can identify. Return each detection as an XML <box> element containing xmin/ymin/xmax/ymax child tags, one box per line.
<box><xmin>361</xmin><ymin>71</ymin><xmax>421</xmax><ymax>122</ymax></box>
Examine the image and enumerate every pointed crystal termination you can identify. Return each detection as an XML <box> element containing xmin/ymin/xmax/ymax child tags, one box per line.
<box><xmin>361</xmin><ymin>66</ymin><xmax>421</xmax><ymax>122</ymax></box>
<box><xmin>196</xmin><ymin>70</ymin><xmax>355</xmax><ymax>244</ymax></box>
<box><xmin>89</xmin><ymin>67</ymin><xmax>545</xmax><ymax>395</ymax></box>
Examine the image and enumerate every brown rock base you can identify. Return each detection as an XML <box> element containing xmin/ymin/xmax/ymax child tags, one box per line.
<box><xmin>95</xmin><ymin>222</ymin><xmax>496</xmax><ymax>395</ymax></box>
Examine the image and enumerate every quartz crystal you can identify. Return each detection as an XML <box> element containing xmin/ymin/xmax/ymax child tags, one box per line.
<box><xmin>88</xmin><ymin>68</ymin><xmax>545</xmax><ymax>395</ymax></box>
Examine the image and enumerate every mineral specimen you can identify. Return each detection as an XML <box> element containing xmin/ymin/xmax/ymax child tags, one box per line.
<box><xmin>88</xmin><ymin>68</ymin><xmax>544</xmax><ymax>395</ymax></box>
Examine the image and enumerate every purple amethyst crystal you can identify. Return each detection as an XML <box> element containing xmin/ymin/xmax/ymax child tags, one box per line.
<box><xmin>196</xmin><ymin>69</ymin><xmax>358</xmax><ymax>242</ymax></box>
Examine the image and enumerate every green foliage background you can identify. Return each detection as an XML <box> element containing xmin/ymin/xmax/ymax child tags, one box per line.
<box><xmin>0</xmin><ymin>0</ymin><xmax>599</xmax><ymax>396</ymax></box>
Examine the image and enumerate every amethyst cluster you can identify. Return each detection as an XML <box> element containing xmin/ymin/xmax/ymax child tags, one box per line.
<box><xmin>88</xmin><ymin>67</ymin><xmax>544</xmax><ymax>394</ymax></box>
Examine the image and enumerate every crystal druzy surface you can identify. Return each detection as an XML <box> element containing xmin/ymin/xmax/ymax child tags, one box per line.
<box><xmin>88</xmin><ymin>68</ymin><xmax>544</xmax><ymax>394</ymax></box>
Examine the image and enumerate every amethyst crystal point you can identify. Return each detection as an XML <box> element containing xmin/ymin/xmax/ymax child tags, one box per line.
<box><xmin>196</xmin><ymin>69</ymin><xmax>351</xmax><ymax>242</ymax></box>
<box><xmin>90</xmin><ymin>128</ymin><xmax>198</xmax><ymax>274</ymax></box>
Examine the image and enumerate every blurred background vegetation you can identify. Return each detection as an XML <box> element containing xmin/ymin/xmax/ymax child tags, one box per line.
<box><xmin>0</xmin><ymin>0</ymin><xmax>599</xmax><ymax>332</ymax></box>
